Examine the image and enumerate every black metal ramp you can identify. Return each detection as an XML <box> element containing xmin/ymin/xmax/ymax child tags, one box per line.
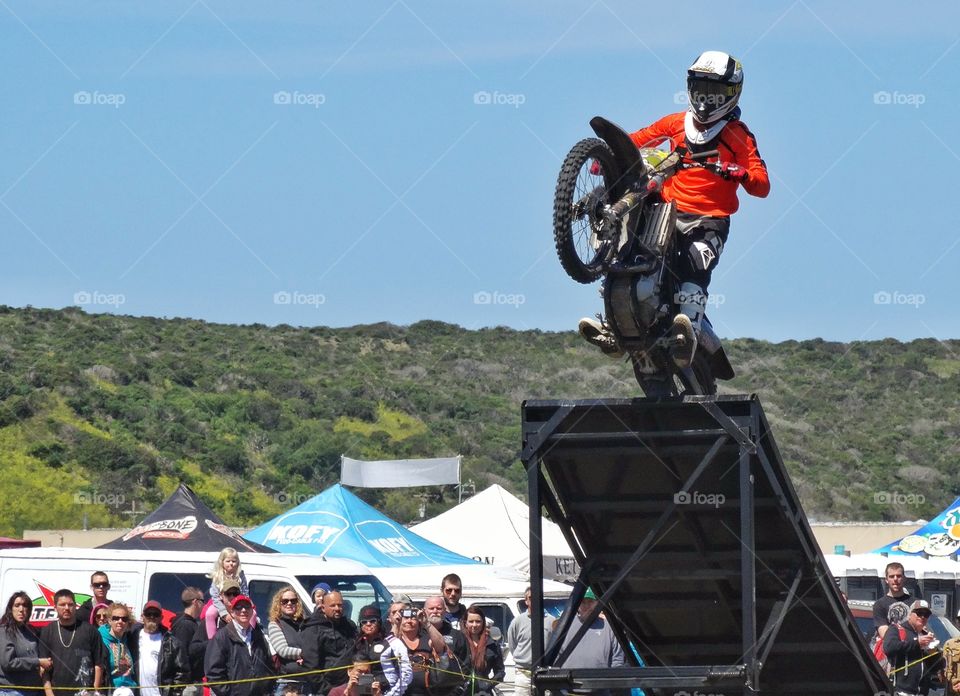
<box><xmin>521</xmin><ymin>395</ymin><xmax>890</xmax><ymax>696</ymax></box>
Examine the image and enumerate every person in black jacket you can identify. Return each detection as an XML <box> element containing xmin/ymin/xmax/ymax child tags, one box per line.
<box><xmin>461</xmin><ymin>606</ymin><xmax>504</xmax><ymax>696</ymax></box>
<box><xmin>205</xmin><ymin>595</ymin><xmax>275</xmax><ymax>696</ymax></box>
<box><xmin>128</xmin><ymin>601</ymin><xmax>191</xmax><ymax>696</ymax></box>
<box><xmin>0</xmin><ymin>592</ymin><xmax>51</xmax><ymax>696</ymax></box>
<box><xmin>170</xmin><ymin>588</ymin><xmax>207</xmax><ymax>696</ymax></box>
<box><xmin>301</xmin><ymin>591</ymin><xmax>358</xmax><ymax>696</ymax></box>
<box><xmin>883</xmin><ymin>599</ymin><xmax>941</xmax><ymax>696</ymax></box>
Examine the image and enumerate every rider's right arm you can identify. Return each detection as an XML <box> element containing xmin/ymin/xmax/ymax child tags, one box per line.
<box><xmin>629</xmin><ymin>113</ymin><xmax>683</xmax><ymax>150</ymax></box>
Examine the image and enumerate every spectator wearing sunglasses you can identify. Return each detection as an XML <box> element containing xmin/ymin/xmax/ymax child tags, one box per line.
<box><xmin>340</xmin><ymin>605</ymin><xmax>411</xmax><ymax>696</ymax></box>
<box><xmin>128</xmin><ymin>601</ymin><xmax>190</xmax><ymax>696</ymax></box>
<box><xmin>205</xmin><ymin>595</ymin><xmax>275</xmax><ymax>696</ymax></box>
<box><xmin>77</xmin><ymin>571</ymin><xmax>113</xmax><ymax>624</ymax></box>
<box><xmin>98</xmin><ymin>603</ymin><xmax>137</xmax><ymax>691</ymax></box>
<box><xmin>170</xmin><ymin>588</ymin><xmax>207</xmax><ymax>696</ymax></box>
<box><xmin>204</xmin><ymin>580</ymin><xmax>257</xmax><ymax>639</ymax></box>
<box><xmin>267</xmin><ymin>587</ymin><xmax>308</xmax><ymax>694</ymax></box>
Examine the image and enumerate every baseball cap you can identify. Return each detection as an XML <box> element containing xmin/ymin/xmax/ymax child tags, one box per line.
<box><xmin>909</xmin><ymin>599</ymin><xmax>932</xmax><ymax>615</ymax></box>
<box><xmin>142</xmin><ymin>600</ymin><xmax>162</xmax><ymax>614</ymax></box>
<box><xmin>221</xmin><ymin>579</ymin><xmax>241</xmax><ymax>593</ymax></box>
<box><xmin>230</xmin><ymin>595</ymin><xmax>254</xmax><ymax>610</ymax></box>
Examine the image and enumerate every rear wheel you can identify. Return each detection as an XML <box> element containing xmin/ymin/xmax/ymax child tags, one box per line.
<box><xmin>553</xmin><ymin>138</ymin><xmax>619</xmax><ymax>283</ymax></box>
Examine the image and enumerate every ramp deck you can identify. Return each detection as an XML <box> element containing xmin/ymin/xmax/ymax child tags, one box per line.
<box><xmin>521</xmin><ymin>395</ymin><xmax>891</xmax><ymax>695</ymax></box>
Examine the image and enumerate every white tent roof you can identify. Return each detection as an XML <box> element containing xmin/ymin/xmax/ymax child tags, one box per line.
<box><xmin>410</xmin><ymin>484</ymin><xmax>579</xmax><ymax>582</ymax></box>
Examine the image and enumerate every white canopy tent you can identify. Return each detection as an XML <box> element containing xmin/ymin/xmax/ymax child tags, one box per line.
<box><xmin>410</xmin><ymin>484</ymin><xmax>580</xmax><ymax>583</ymax></box>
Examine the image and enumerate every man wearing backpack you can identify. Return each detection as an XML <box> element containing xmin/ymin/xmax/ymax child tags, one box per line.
<box><xmin>883</xmin><ymin>600</ymin><xmax>938</xmax><ymax>696</ymax></box>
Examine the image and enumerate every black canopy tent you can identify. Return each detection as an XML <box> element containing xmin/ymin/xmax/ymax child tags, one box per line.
<box><xmin>98</xmin><ymin>483</ymin><xmax>275</xmax><ymax>553</ymax></box>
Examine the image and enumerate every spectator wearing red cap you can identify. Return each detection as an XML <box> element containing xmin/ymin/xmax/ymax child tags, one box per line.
<box><xmin>204</xmin><ymin>596</ymin><xmax>275</xmax><ymax>696</ymax></box>
<box><xmin>128</xmin><ymin>601</ymin><xmax>191</xmax><ymax>696</ymax></box>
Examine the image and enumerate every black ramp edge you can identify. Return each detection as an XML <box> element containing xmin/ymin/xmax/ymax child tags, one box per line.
<box><xmin>522</xmin><ymin>395</ymin><xmax>891</xmax><ymax>696</ymax></box>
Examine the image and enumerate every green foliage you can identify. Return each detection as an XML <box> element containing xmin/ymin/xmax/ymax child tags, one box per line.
<box><xmin>0</xmin><ymin>305</ymin><xmax>958</xmax><ymax>536</ymax></box>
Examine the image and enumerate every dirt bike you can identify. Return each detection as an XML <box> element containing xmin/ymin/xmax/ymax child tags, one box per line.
<box><xmin>553</xmin><ymin>116</ymin><xmax>735</xmax><ymax>397</ymax></box>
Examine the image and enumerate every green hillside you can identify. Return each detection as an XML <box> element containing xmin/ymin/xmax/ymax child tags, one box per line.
<box><xmin>1</xmin><ymin>305</ymin><xmax>958</xmax><ymax>536</ymax></box>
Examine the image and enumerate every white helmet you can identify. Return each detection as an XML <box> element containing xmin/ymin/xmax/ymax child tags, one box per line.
<box><xmin>687</xmin><ymin>51</ymin><xmax>743</xmax><ymax>125</ymax></box>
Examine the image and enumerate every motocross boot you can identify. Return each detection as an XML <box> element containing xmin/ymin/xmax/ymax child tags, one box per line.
<box><xmin>670</xmin><ymin>282</ymin><xmax>707</xmax><ymax>369</ymax></box>
<box><xmin>578</xmin><ymin>316</ymin><xmax>624</xmax><ymax>359</ymax></box>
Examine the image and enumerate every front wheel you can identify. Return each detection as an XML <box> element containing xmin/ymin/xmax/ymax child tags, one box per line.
<box><xmin>553</xmin><ymin>138</ymin><xmax>619</xmax><ymax>283</ymax></box>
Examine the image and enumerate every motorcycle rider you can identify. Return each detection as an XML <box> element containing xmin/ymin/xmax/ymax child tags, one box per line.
<box><xmin>579</xmin><ymin>51</ymin><xmax>769</xmax><ymax>367</ymax></box>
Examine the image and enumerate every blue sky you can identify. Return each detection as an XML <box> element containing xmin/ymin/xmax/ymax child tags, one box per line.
<box><xmin>2</xmin><ymin>1</ymin><xmax>958</xmax><ymax>342</ymax></box>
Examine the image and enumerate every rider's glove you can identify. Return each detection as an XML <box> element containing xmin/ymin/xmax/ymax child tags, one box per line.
<box><xmin>589</xmin><ymin>160</ymin><xmax>603</xmax><ymax>176</ymax></box>
<box><xmin>718</xmin><ymin>162</ymin><xmax>748</xmax><ymax>182</ymax></box>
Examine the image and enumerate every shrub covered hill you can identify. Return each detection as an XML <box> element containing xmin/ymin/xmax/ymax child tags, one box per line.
<box><xmin>1</xmin><ymin>304</ymin><xmax>958</xmax><ymax>536</ymax></box>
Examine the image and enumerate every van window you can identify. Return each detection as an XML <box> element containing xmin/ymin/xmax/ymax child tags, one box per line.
<box><xmin>471</xmin><ymin>603</ymin><xmax>514</xmax><ymax>641</ymax></box>
<box><xmin>296</xmin><ymin>575</ymin><xmax>392</xmax><ymax>622</ymax></box>
<box><xmin>249</xmin><ymin>580</ymin><xmax>292</xmax><ymax>616</ymax></box>
<box><xmin>147</xmin><ymin>573</ymin><xmax>209</xmax><ymax>613</ymax></box>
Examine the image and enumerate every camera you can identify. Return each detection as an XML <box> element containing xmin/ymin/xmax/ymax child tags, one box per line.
<box><xmin>357</xmin><ymin>674</ymin><xmax>375</xmax><ymax>695</ymax></box>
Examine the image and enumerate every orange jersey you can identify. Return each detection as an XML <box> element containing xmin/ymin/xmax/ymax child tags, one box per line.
<box><xmin>629</xmin><ymin>112</ymin><xmax>770</xmax><ymax>216</ymax></box>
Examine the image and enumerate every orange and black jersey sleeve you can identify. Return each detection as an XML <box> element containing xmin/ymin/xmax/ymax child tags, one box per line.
<box><xmin>629</xmin><ymin>111</ymin><xmax>769</xmax><ymax>217</ymax></box>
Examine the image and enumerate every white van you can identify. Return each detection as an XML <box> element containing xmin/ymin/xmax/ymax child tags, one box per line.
<box><xmin>0</xmin><ymin>547</ymin><xmax>394</xmax><ymax>625</ymax></box>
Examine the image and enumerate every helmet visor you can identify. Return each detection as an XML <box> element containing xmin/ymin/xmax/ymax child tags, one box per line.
<box><xmin>687</xmin><ymin>77</ymin><xmax>738</xmax><ymax>113</ymax></box>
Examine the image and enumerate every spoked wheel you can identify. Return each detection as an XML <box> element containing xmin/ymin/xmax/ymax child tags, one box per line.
<box><xmin>553</xmin><ymin>138</ymin><xmax>619</xmax><ymax>283</ymax></box>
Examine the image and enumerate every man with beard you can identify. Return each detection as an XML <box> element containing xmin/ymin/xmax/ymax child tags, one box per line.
<box><xmin>422</xmin><ymin>596</ymin><xmax>468</xmax><ymax>695</ymax></box>
<box><xmin>301</xmin><ymin>591</ymin><xmax>358</xmax><ymax>696</ymax></box>
<box><xmin>129</xmin><ymin>601</ymin><xmax>190</xmax><ymax>696</ymax></box>
<box><xmin>439</xmin><ymin>575</ymin><xmax>467</xmax><ymax>629</ymax></box>
<box><xmin>39</xmin><ymin>589</ymin><xmax>105</xmax><ymax>696</ymax></box>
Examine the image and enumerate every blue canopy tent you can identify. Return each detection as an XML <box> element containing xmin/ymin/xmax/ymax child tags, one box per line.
<box><xmin>244</xmin><ymin>484</ymin><xmax>478</xmax><ymax>567</ymax></box>
<box><xmin>873</xmin><ymin>496</ymin><xmax>960</xmax><ymax>556</ymax></box>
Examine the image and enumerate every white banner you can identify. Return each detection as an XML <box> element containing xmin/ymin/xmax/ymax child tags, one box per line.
<box><xmin>341</xmin><ymin>456</ymin><xmax>461</xmax><ymax>488</ymax></box>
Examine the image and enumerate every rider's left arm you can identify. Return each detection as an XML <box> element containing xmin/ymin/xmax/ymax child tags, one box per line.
<box><xmin>727</xmin><ymin>122</ymin><xmax>770</xmax><ymax>198</ymax></box>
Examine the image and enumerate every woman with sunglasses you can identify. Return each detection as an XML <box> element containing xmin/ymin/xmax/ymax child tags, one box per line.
<box><xmin>0</xmin><ymin>592</ymin><xmax>50</xmax><ymax>696</ymax></box>
<box><xmin>98</xmin><ymin>603</ymin><xmax>137</xmax><ymax>691</ymax></box>
<box><xmin>266</xmin><ymin>587</ymin><xmax>308</xmax><ymax>696</ymax></box>
<box><xmin>461</xmin><ymin>606</ymin><xmax>504</xmax><ymax>696</ymax></box>
<box><xmin>351</xmin><ymin>606</ymin><xmax>411</xmax><ymax>696</ymax></box>
<box><xmin>90</xmin><ymin>602</ymin><xmax>110</xmax><ymax>627</ymax></box>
